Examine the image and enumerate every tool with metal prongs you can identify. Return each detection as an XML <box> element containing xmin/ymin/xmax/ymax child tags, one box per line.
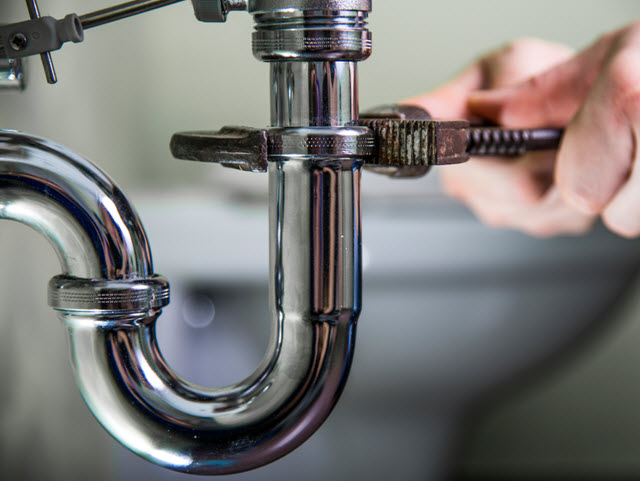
<box><xmin>0</xmin><ymin>0</ymin><xmax>241</xmax><ymax>84</ymax></box>
<box><xmin>171</xmin><ymin>104</ymin><xmax>565</xmax><ymax>179</ymax></box>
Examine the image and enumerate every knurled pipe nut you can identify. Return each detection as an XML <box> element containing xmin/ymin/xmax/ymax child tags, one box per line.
<box><xmin>252</xmin><ymin>31</ymin><xmax>372</xmax><ymax>61</ymax></box>
<box><xmin>48</xmin><ymin>274</ymin><xmax>170</xmax><ymax>313</ymax></box>
<box><xmin>248</xmin><ymin>0</ymin><xmax>372</xmax><ymax>12</ymax></box>
<box><xmin>268</xmin><ymin>127</ymin><xmax>375</xmax><ymax>158</ymax></box>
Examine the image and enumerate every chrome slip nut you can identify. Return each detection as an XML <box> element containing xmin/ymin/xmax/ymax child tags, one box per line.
<box><xmin>48</xmin><ymin>274</ymin><xmax>170</xmax><ymax>314</ymax></box>
<box><xmin>250</xmin><ymin>0</ymin><xmax>372</xmax><ymax>62</ymax></box>
<box><xmin>268</xmin><ymin>127</ymin><xmax>375</xmax><ymax>158</ymax></box>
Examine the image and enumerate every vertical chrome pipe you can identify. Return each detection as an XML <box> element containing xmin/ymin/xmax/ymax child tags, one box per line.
<box><xmin>271</xmin><ymin>61</ymin><xmax>358</xmax><ymax>127</ymax></box>
<box><xmin>268</xmin><ymin>57</ymin><xmax>363</xmax><ymax>338</ymax></box>
<box><xmin>263</xmin><ymin>2</ymin><xmax>369</xmax><ymax>469</ymax></box>
<box><xmin>270</xmin><ymin>156</ymin><xmax>362</xmax><ymax>322</ymax></box>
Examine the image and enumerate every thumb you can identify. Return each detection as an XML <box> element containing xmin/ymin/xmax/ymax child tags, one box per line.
<box><xmin>467</xmin><ymin>36</ymin><xmax>614</xmax><ymax>128</ymax></box>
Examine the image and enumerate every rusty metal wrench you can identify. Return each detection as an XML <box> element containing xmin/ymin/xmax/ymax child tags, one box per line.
<box><xmin>360</xmin><ymin>104</ymin><xmax>564</xmax><ymax>178</ymax></box>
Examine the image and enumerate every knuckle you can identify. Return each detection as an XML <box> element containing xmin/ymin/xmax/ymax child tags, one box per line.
<box><xmin>556</xmin><ymin>159</ymin><xmax>606</xmax><ymax>215</ymax></box>
<box><xmin>560</xmin><ymin>185</ymin><xmax>603</xmax><ymax>215</ymax></box>
<box><xmin>484</xmin><ymin>38</ymin><xmax>545</xmax><ymax>73</ymax></box>
<box><xmin>501</xmin><ymin>37</ymin><xmax>571</xmax><ymax>58</ymax></box>
<box><xmin>606</xmin><ymin>51</ymin><xmax>640</xmax><ymax>114</ymax></box>
<box><xmin>504</xmin><ymin>38</ymin><xmax>542</xmax><ymax>55</ymax></box>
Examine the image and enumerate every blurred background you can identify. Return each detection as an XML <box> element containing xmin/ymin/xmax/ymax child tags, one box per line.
<box><xmin>2</xmin><ymin>1</ymin><xmax>640</xmax><ymax>480</ymax></box>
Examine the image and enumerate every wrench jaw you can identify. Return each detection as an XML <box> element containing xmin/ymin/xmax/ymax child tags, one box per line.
<box><xmin>360</xmin><ymin>104</ymin><xmax>433</xmax><ymax>179</ymax></box>
<box><xmin>360</xmin><ymin>104</ymin><xmax>470</xmax><ymax>178</ymax></box>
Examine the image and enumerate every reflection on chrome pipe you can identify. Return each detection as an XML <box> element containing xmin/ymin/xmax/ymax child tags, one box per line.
<box><xmin>63</xmin><ymin>154</ymin><xmax>361</xmax><ymax>474</ymax></box>
<box><xmin>0</xmin><ymin>129</ymin><xmax>361</xmax><ymax>474</ymax></box>
<box><xmin>0</xmin><ymin>131</ymin><xmax>152</xmax><ymax>278</ymax></box>
<box><xmin>271</xmin><ymin>61</ymin><xmax>358</xmax><ymax>127</ymax></box>
<box><xmin>0</xmin><ymin>59</ymin><xmax>26</xmax><ymax>92</ymax></box>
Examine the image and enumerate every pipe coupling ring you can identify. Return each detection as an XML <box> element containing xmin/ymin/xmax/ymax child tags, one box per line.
<box><xmin>252</xmin><ymin>29</ymin><xmax>372</xmax><ymax>62</ymax></box>
<box><xmin>268</xmin><ymin>127</ymin><xmax>374</xmax><ymax>158</ymax></box>
<box><xmin>251</xmin><ymin>2</ymin><xmax>371</xmax><ymax>62</ymax></box>
<box><xmin>249</xmin><ymin>0</ymin><xmax>371</xmax><ymax>11</ymax></box>
<box><xmin>48</xmin><ymin>274</ymin><xmax>170</xmax><ymax>314</ymax></box>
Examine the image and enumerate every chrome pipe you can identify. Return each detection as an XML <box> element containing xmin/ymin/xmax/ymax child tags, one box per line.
<box><xmin>0</xmin><ymin>58</ymin><xmax>26</xmax><ymax>91</ymax></box>
<box><xmin>62</xmin><ymin>154</ymin><xmax>361</xmax><ymax>474</ymax></box>
<box><xmin>0</xmin><ymin>126</ymin><xmax>361</xmax><ymax>474</ymax></box>
<box><xmin>271</xmin><ymin>61</ymin><xmax>358</xmax><ymax>127</ymax></box>
<box><xmin>0</xmin><ymin>131</ymin><xmax>153</xmax><ymax>278</ymax></box>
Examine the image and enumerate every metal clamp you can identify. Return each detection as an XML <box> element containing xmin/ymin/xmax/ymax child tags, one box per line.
<box><xmin>268</xmin><ymin>127</ymin><xmax>374</xmax><ymax>158</ymax></box>
<box><xmin>0</xmin><ymin>0</ymin><xmax>84</xmax><ymax>84</ymax></box>
<box><xmin>48</xmin><ymin>274</ymin><xmax>170</xmax><ymax>314</ymax></box>
<box><xmin>0</xmin><ymin>0</ymin><xmax>248</xmax><ymax>85</ymax></box>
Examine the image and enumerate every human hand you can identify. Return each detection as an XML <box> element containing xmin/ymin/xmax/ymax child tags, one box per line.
<box><xmin>404</xmin><ymin>24</ymin><xmax>640</xmax><ymax>238</ymax></box>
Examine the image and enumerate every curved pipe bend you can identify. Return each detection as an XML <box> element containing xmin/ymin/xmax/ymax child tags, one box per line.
<box><xmin>0</xmin><ymin>131</ymin><xmax>361</xmax><ymax>475</ymax></box>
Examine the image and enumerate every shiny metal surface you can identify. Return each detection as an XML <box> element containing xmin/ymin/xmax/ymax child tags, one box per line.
<box><xmin>0</xmin><ymin>129</ymin><xmax>360</xmax><ymax>474</ymax></box>
<box><xmin>0</xmin><ymin>129</ymin><xmax>358</xmax><ymax>474</ymax></box>
<box><xmin>171</xmin><ymin>126</ymin><xmax>270</xmax><ymax>172</ymax></box>
<box><xmin>252</xmin><ymin>9</ymin><xmax>371</xmax><ymax>61</ymax></box>
<box><xmin>49</xmin><ymin>275</ymin><xmax>170</xmax><ymax>314</ymax></box>
<box><xmin>0</xmin><ymin>130</ymin><xmax>152</xmax><ymax>278</ymax></box>
<box><xmin>249</xmin><ymin>0</ymin><xmax>371</xmax><ymax>12</ymax></box>
<box><xmin>271</xmin><ymin>61</ymin><xmax>358</xmax><ymax>127</ymax></box>
<box><xmin>25</xmin><ymin>0</ymin><xmax>58</xmax><ymax>84</ymax></box>
<box><xmin>170</xmin><ymin>125</ymin><xmax>373</xmax><ymax>172</ymax></box>
<box><xmin>0</xmin><ymin>58</ymin><xmax>26</xmax><ymax>91</ymax></box>
<box><xmin>268</xmin><ymin>126</ymin><xmax>373</xmax><ymax>157</ymax></box>
<box><xmin>190</xmin><ymin>0</ymin><xmax>246</xmax><ymax>23</ymax></box>
<box><xmin>80</xmin><ymin>0</ymin><xmax>187</xmax><ymax>29</ymax></box>
<box><xmin>58</xmin><ymin>153</ymin><xmax>362</xmax><ymax>474</ymax></box>
<box><xmin>227</xmin><ymin>0</ymin><xmax>248</xmax><ymax>10</ymax></box>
